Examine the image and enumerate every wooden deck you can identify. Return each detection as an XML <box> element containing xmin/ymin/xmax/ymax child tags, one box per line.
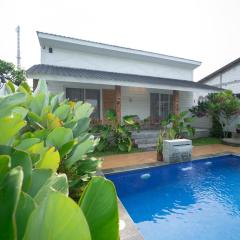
<box><xmin>102</xmin><ymin>144</ymin><xmax>240</xmax><ymax>170</ymax></box>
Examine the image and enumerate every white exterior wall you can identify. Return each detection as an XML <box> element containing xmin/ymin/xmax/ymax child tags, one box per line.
<box><xmin>179</xmin><ymin>91</ymin><xmax>193</xmax><ymax>112</ymax></box>
<box><xmin>46</xmin><ymin>81</ymin><xmax>190</xmax><ymax>121</ymax></box>
<box><xmin>202</xmin><ymin>62</ymin><xmax>240</xmax><ymax>93</ymax></box>
<box><xmin>121</xmin><ymin>87</ymin><xmax>172</xmax><ymax>119</ymax></box>
<box><xmin>41</xmin><ymin>47</ymin><xmax>194</xmax><ymax>81</ymax></box>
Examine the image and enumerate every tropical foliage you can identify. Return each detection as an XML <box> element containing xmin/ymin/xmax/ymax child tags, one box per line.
<box><xmin>0</xmin><ymin>81</ymin><xmax>119</xmax><ymax>239</ymax></box>
<box><xmin>0</xmin><ymin>59</ymin><xmax>26</xmax><ymax>86</ymax></box>
<box><xmin>190</xmin><ymin>90</ymin><xmax>240</xmax><ymax>137</ymax></box>
<box><xmin>156</xmin><ymin>111</ymin><xmax>195</xmax><ymax>155</ymax></box>
<box><xmin>93</xmin><ymin>109</ymin><xmax>139</xmax><ymax>152</ymax></box>
<box><xmin>161</xmin><ymin>111</ymin><xmax>195</xmax><ymax>139</ymax></box>
<box><xmin>3</xmin><ymin>80</ymin><xmax>102</xmax><ymax>197</ymax></box>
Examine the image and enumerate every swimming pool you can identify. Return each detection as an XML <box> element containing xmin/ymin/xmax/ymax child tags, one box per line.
<box><xmin>106</xmin><ymin>155</ymin><xmax>240</xmax><ymax>240</ymax></box>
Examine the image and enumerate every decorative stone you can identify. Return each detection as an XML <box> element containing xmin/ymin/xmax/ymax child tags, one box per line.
<box><xmin>163</xmin><ymin>139</ymin><xmax>192</xmax><ymax>163</ymax></box>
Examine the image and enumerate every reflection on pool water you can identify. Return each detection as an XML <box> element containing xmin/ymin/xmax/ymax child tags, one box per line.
<box><xmin>106</xmin><ymin>155</ymin><xmax>240</xmax><ymax>240</ymax></box>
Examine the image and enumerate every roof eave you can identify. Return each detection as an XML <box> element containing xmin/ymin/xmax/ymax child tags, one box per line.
<box><xmin>37</xmin><ymin>31</ymin><xmax>201</xmax><ymax>68</ymax></box>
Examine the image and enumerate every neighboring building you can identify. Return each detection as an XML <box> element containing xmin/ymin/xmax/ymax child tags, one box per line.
<box><xmin>27</xmin><ymin>32</ymin><xmax>220</xmax><ymax>123</ymax></box>
<box><xmin>196</xmin><ymin>58</ymin><xmax>240</xmax><ymax>132</ymax></box>
<box><xmin>198</xmin><ymin>57</ymin><xmax>240</xmax><ymax>96</ymax></box>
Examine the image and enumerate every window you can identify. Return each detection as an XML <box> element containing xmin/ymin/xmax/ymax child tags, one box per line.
<box><xmin>49</xmin><ymin>47</ymin><xmax>53</xmax><ymax>53</ymax></box>
<box><xmin>150</xmin><ymin>93</ymin><xmax>173</xmax><ymax>122</ymax></box>
<box><xmin>66</xmin><ymin>88</ymin><xmax>100</xmax><ymax>119</ymax></box>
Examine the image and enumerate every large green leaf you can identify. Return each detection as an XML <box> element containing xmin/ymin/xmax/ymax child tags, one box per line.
<box><xmin>11</xmin><ymin>149</ymin><xmax>32</xmax><ymax>192</ymax></box>
<box><xmin>33</xmin><ymin>79</ymin><xmax>48</xmax><ymax>96</ymax></box>
<box><xmin>28</xmin><ymin>169</ymin><xmax>53</xmax><ymax>198</ymax></box>
<box><xmin>58</xmin><ymin>140</ymin><xmax>75</xmax><ymax>158</ymax></box>
<box><xmin>34</xmin><ymin>173</ymin><xmax>68</xmax><ymax>204</ymax></box>
<box><xmin>74</xmin><ymin>102</ymin><xmax>93</xmax><ymax>121</ymax></box>
<box><xmin>36</xmin><ymin>147</ymin><xmax>60</xmax><ymax>172</ymax></box>
<box><xmin>79</xmin><ymin>177</ymin><xmax>119</xmax><ymax>240</ymax></box>
<box><xmin>19</xmin><ymin>81</ymin><xmax>32</xmax><ymax>95</ymax></box>
<box><xmin>54</xmin><ymin>104</ymin><xmax>71</xmax><ymax>121</ymax></box>
<box><xmin>5</xmin><ymin>80</ymin><xmax>16</xmax><ymax>93</ymax></box>
<box><xmin>0</xmin><ymin>166</ymin><xmax>23</xmax><ymax>240</ymax></box>
<box><xmin>24</xmin><ymin>191</ymin><xmax>91</xmax><ymax>240</ymax></box>
<box><xmin>50</xmin><ymin>92</ymin><xmax>64</xmax><ymax>111</ymax></box>
<box><xmin>0</xmin><ymin>146</ymin><xmax>32</xmax><ymax>192</ymax></box>
<box><xmin>0</xmin><ymin>114</ymin><xmax>26</xmax><ymax>145</ymax></box>
<box><xmin>0</xmin><ymin>92</ymin><xmax>27</xmax><ymax>118</ymax></box>
<box><xmin>11</xmin><ymin>106</ymin><xmax>29</xmax><ymax>119</ymax></box>
<box><xmin>16</xmin><ymin>192</ymin><xmax>36</xmax><ymax>240</ymax></box>
<box><xmin>46</xmin><ymin>127</ymin><xmax>73</xmax><ymax>149</ymax></box>
<box><xmin>65</xmin><ymin>136</ymin><xmax>95</xmax><ymax>168</ymax></box>
<box><xmin>16</xmin><ymin>138</ymin><xmax>41</xmax><ymax>151</ymax></box>
<box><xmin>29</xmin><ymin>93</ymin><xmax>46</xmax><ymax>116</ymax></box>
<box><xmin>0</xmin><ymin>155</ymin><xmax>11</xmax><ymax>183</ymax></box>
<box><xmin>73</xmin><ymin>118</ymin><xmax>90</xmax><ymax>137</ymax></box>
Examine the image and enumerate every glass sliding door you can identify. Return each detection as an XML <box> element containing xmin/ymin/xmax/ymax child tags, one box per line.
<box><xmin>66</xmin><ymin>88</ymin><xmax>100</xmax><ymax>120</ymax></box>
<box><xmin>66</xmin><ymin>88</ymin><xmax>84</xmax><ymax>102</ymax></box>
<box><xmin>85</xmin><ymin>89</ymin><xmax>100</xmax><ymax>120</ymax></box>
<box><xmin>150</xmin><ymin>93</ymin><xmax>173</xmax><ymax>122</ymax></box>
<box><xmin>150</xmin><ymin>93</ymin><xmax>160</xmax><ymax>123</ymax></box>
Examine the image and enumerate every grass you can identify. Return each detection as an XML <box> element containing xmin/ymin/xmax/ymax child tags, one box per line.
<box><xmin>192</xmin><ymin>137</ymin><xmax>222</xmax><ymax>146</ymax></box>
<box><xmin>90</xmin><ymin>147</ymin><xmax>143</xmax><ymax>158</ymax></box>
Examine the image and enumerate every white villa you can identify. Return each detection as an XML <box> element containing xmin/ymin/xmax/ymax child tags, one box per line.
<box><xmin>27</xmin><ymin>32</ymin><xmax>220</xmax><ymax>124</ymax></box>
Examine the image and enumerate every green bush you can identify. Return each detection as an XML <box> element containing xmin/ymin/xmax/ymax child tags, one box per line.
<box><xmin>190</xmin><ymin>90</ymin><xmax>240</xmax><ymax>138</ymax></box>
<box><xmin>0</xmin><ymin>81</ymin><xmax>119</xmax><ymax>239</ymax></box>
<box><xmin>3</xmin><ymin>80</ymin><xmax>102</xmax><ymax>198</ymax></box>
<box><xmin>160</xmin><ymin>111</ymin><xmax>195</xmax><ymax>139</ymax></box>
<box><xmin>93</xmin><ymin>109</ymin><xmax>139</xmax><ymax>152</ymax></box>
<box><xmin>210</xmin><ymin>116</ymin><xmax>223</xmax><ymax>138</ymax></box>
<box><xmin>156</xmin><ymin>111</ymin><xmax>195</xmax><ymax>155</ymax></box>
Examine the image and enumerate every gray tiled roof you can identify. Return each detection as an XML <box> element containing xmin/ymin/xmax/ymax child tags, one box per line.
<box><xmin>27</xmin><ymin>64</ymin><xmax>222</xmax><ymax>91</ymax></box>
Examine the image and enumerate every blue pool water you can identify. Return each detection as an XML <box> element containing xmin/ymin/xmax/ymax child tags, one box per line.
<box><xmin>106</xmin><ymin>155</ymin><xmax>240</xmax><ymax>240</ymax></box>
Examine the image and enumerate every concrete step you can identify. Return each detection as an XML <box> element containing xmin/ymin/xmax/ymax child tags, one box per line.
<box><xmin>132</xmin><ymin>130</ymin><xmax>159</xmax><ymax>139</ymax></box>
<box><xmin>137</xmin><ymin>143</ymin><xmax>157</xmax><ymax>150</ymax></box>
<box><xmin>134</xmin><ymin>137</ymin><xmax>158</xmax><ymax>145</ymax></box>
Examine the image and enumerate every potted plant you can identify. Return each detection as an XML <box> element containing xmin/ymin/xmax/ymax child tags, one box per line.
<box><xmin>236</xmin><ymin>123</ymin><xmax>240</xmax><ymax>133</ymax></box>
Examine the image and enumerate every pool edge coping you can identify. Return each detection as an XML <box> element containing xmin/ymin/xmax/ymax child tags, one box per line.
<box><xmin>101</xmin><ymin>152</ymin><xmax>240</xmax><ymax>240</ymax></box>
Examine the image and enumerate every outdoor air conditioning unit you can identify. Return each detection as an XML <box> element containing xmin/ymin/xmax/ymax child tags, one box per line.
<box><xmin>163</xmin><ymin>139</ymin><xmax>192</xmax><ymax>163</ymax></box>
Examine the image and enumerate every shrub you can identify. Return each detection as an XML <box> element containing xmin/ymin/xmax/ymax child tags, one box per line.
<box><xmin>93</xmin><ymin>109</ymin><xmax>140</xmax><ymax>152</ymax></box>
<box><xmin>160</xmin><ymin>111</ymin><xmax>195</xmax><ymax>139</ymax></box>
<box><xmin>4</xmin><ymin>80</ymin><xmax>101</xmax><ymax>197</ymax></box>
<box><xmin>0</xmin><ymin>81</ymin><xmax>119</xmax><ymax>240</ymax></box>
<box><xmin>190</xmin><ymin>90</ymin><xmax>240</xmax><ymax>138</ymax></box>
<box><xmin>156</xmin><ymin>111</ymin><xmax>195</xmax><ymax>157</ymax></box>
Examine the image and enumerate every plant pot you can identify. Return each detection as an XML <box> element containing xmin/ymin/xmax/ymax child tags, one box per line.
<box><xmin>236</xmin><ymin>128</ymin><xmax>240</xmax><ymax>134</ymax></box>
<box><xmin>157</xmin><ymin>151</ymin><xmax>163</xmax><ymax>161</ymax></box>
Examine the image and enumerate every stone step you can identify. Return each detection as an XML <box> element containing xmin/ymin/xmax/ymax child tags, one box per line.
<box><xmin>134</xmin><ymin>137</ymin><xmax>158</xmax><ymax>145</ymax></box>
<box><xmin>137</xmin><ymin>143</ymin><xmax>157</xmax><ymax>150</ymax></box>
<box><xmin>132</xmin><ymin>131</ymin><xmax>159</xmax><ymax>139</ymax></box>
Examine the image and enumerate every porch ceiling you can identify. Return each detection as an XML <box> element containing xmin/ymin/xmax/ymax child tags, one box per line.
<box><xmin>27</xmin><ymin>64</ymin><xmax>222</xmax><ymax>92</ymax></box>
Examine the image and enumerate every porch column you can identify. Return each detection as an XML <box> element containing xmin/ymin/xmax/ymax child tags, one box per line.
<box><xmin>33</xmin><ymin>79</ymin><xmax>39</xmax><ymax>91</ymax></box>
<box><xmin>115</xmin><ymin>86</ymin><xmax>121</xmax><ymax>122</ymax></box>
<box><xmin>173</xmin><ymin>90</ymin><xmax>179</xmax><ymax>114</ymax></box>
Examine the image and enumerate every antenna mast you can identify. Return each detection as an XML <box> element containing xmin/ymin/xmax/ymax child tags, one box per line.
<box><xmin>16</xmin><ymin>26</ymin><xmax>21</xmax><ymax>68</ymax></box>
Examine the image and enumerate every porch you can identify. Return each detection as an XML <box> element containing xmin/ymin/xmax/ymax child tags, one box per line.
<box><xmin>28</xmin><ymin>64</ymin><xmax>220</xmax><ymax>124</ymax></box>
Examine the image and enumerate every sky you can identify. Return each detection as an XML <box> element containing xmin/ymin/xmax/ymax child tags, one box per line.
<box><xmin>1</xmin><ymin>0</ymin><xmax>240</xmax><ymax>81</ymax></box>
